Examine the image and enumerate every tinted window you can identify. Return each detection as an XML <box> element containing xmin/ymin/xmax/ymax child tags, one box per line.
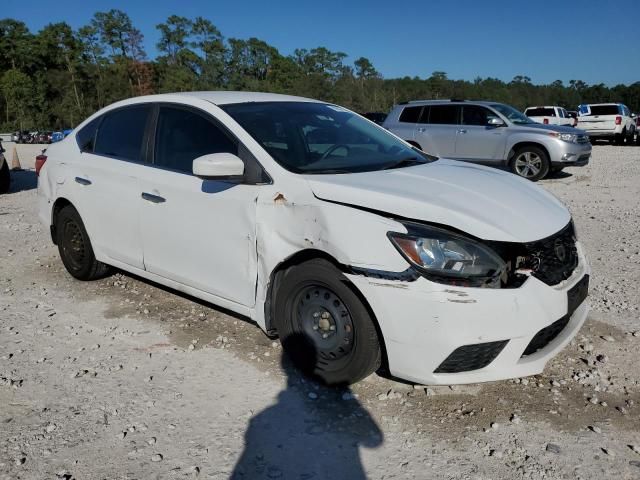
<box><xmin>525</xmin><ymin>107</ymin><xmax>556</xmax><ymax>117</ymax></box>
<box><xmin>222</xmin><ymin>102</ymin><xmax>434</xmax><ymax>174</ymax></box>
<box><xmin>76</xmin><ymin>117</ymin><xmax>100</xmax><ymax>152</ymax></box>
<box><xmin>462</xmin><ymin>105</ymin><xmax>496</xmax><ymax>126</ymax></box>
<box><xmin>94</xmin><ymin>105</ymin><xmax>150</xmax><ymax>161</ymax></box>
<box><xmin>154</xmin><ymin>106</ymin><xmax>237</xmax><ymax>173</ymax></box>
<box><xmin>585</xmin><ymin>105</ymin><xmax>620</xmax><ymax>116</ymax></box>
<box><xmin>399</xmin><ymin>106</ymin><xmax>422</xmax><ymax>123</ymax></box>
<box><xmin>428</xmin><ymin>105</ymin><xmax>459</xmax><ymax>125</ymax></box>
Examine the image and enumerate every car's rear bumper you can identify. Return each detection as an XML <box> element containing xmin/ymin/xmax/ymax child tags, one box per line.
<box><xmin>347</xmin><ymin>243</ymin><xmax>590</xmax><ymax>385</ymax></box>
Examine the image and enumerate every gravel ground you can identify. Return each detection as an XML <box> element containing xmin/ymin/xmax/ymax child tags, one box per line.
<box><xmin>1</xmin><ymin>143</ymin><xmax>639</xmax><ymax>479</ymax></box>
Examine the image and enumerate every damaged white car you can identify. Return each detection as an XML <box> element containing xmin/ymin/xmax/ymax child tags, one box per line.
<box><xmin>37</xmin><ymin>92</ymin><xmax>590</xmax><ymax>386</ymax></box>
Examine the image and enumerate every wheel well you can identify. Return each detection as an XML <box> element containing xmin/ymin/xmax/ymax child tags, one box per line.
<box><xmin>405</xmin><ymin>140</ymin><xmax>422</xmax><ymax>149</ymax></box>
<box><xmin>50</xmin><ymin>198</ymin><xmax>73</xmax><ymax>244</ymax></box>
<box><xmin>508</xmin><ymin>142</ymin><xmax>550</xmax><ymax>164</ymax></box>
<box><xmin>264</xmin><ymin>249</ymin><xmax>390</xmax><ymax>371</ymax></box>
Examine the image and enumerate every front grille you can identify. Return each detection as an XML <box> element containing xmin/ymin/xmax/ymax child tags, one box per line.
<box><xmin>507</xmin><ymin>222</ymin><xmax>578</xmax><ymax>286</ymax></box>
<box><xmin>576</xmin><ymin>135</ymin><xmax>590</xmax><ymax>144</ymax></box>
<box><xmin>522</xmin><ymin>315</ymin><xmax>570</xmax><ymax>356</ymax></box>
<box><xmin>434</xmin><ymin>340</ymin><xmax>508</xmax><ymax>373</ymax></box>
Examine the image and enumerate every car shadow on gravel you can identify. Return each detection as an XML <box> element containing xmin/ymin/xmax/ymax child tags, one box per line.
<box><xmin>231</xmin><ymin>335</ymin><xmax>383</xmax><ymax>480</ymax></box>
<box><xmin>8</xmin><ymin>169</ymin><xmax>37</xmax><ymax>193</ymax></box>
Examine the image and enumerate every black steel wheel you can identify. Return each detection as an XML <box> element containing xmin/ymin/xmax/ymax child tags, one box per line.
<box><xmin>56</xmin><ymin>205</ymin><xmax>110</xmax><ymax>280</ymax></box>
<box><xmin>273</xmin><ymin>259</ymin><xmax>381</xmax><ymax>385</ymax></box>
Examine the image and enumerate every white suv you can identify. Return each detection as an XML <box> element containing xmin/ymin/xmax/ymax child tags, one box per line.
<box><xmin>524</xmin><ymin>106</ymin><xmax>575</xmax><ymax>127</ymax></box>
<box><xmin>37</xmin><ymin>92</ymin><xmax>590</xmax><ymax>386</ymax></box>
<box><xmin>577</xmin><ymin>103</ymin><xmax>636</xmax><ymax>144</ymax></box>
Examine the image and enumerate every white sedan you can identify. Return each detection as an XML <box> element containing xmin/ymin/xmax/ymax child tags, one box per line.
<box><xmin>37</xmin><ymin>92</ymin><xmax>590</xmax><ymax>385</ymax></box>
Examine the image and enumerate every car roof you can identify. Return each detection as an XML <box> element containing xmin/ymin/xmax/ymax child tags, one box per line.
<box><xmin>525</xmin><ymin>106</ymin><xmax>561</xmax><ymax>109</ymax></box>
<box><xmin>400</xmin><ymin>99</ymin><xmax>500</xmax><ymax>106</ymax></box>
<box><xmin>124</xmin><ymin>91</ymin><xmax>322</xmax><ymax>106</ymax></box>
<box><xmin>579</xmin><ymin>102</ymin><xmax>621</xmax><ymax>106</ymax></box>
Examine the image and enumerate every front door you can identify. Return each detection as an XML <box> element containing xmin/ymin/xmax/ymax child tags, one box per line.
<box><xmin>454</xmin><ymin>105</ymin><xmax>507</xmax><ymax>164</ymax></box>
<box><xmin>138</xmin><ymin>104</ymin><xmax>258</xmax><ymax>307</ymax></box>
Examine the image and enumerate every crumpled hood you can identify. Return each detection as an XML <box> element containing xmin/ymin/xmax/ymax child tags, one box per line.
<box><xmin>305</xmin><ymin>159</ymin><xmax>570</xmax><ymax>242</ymax></box>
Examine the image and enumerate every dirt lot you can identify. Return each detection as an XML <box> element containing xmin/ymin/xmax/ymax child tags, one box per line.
<box><xmin>1</xmin><ymin>143</ymin><xmax>639</xmax><ymax>479</ymax></box>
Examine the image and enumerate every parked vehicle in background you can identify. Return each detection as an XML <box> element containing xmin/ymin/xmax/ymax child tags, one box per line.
<box><xmin>37</xmin><ymin>92</ymin><xmax>590</xmax><ymax>386</ymax></box>
<box><xmin>383</xmin><ymin>99</ymin><xmax>591</xmax><ymax>181</ymax></box>
<box><xmin>36</xmin><ymin>131</ymin><xmax>52</xmax><ymax>144</ymax></box>
<box><xmin>0</xmin><ymin>140</ymin><xmax>9</xmax><ymax>193</ymax></box>
<box><xmin>635</xmin><ymin>115</ymin><xmax>640</xmax><ymax>145</ymax></box>
<box><xmin>524</xmin><ymin>106</ymin><xmax>574</xmax><ymax>127</ymax></box>
<box><xmin>577</xmin><ymin>103</ymin><xmax>635</xmax><ymax>144</ymax></box>
<box><xmin>361</xmin><ymin>112</ymin><xmax>388</xmax><ymax>125</ymax></box>
<box><xmin>51</xmin><ymin>130</ymin><xmax>72</xmax><ymax>143</ymax></box>
<box><xmin>11</xmin><ymin>132</ymin><xmax>19</xmax><ymax>142</ymax></box>
<box><xmin>15</xmin><ymin>130</ymin><xmax>32</xmax><ymax>144</ymax></box>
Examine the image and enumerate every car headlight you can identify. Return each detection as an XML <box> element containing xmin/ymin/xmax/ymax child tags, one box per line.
<box><xmin>388</xmin><ymin>224</ymin><xmax>506</xmax><ymax>288</ymax></box>
<box><xmin>550</xmin><ymin>132</ymin><xmax>578</xmax><ymax>143</ymax></box>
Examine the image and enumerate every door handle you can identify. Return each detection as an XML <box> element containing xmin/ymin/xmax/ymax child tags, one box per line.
<box><xmin>457</xmin><ymin>129</ymin><xmax>467</xmax><ymax>134</ymax></box>
<box><xmin>141</xmin><ymin>192</ymin><xmax>166</xmax><ymax>204</ymax></box>
<box><xmin>75</xmin><ymin>177</ymin><xmax>92</xmax><ymax>186</ymax></box>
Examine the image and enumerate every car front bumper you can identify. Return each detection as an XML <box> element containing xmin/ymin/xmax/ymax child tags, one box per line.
<box><xmin>549</xmin><ymin>140</ymin><xmax>592</xmax><ymax>166</ymax></box>
<box><xmin>347</xmin><ymin>242</ymin><xmax>590</xmax><ymax>385</ymax></box>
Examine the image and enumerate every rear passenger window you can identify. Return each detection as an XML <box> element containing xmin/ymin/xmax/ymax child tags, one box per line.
<box><xmin>428</xmin><ymin>105</ymin><xmax>459</xmax><ymax>125</ymax></box>
<box><xmin>154</xmin><ymin>106</ymin><xmax>237</xmax><ymax>174</ymax></box>
<box><xmin>94</xmin><ymin>105</ymin><xmax>151</xmax><ymax>161</ymax></box>
<box><xmin>76</xmin><ymin>117</ymin><xmax>100</xmax><ymax>152</ymax></box>
<box><xmin>399</xmin><ymin>106</ymin><xmax>422</xmax><ymax>123</ymax></box>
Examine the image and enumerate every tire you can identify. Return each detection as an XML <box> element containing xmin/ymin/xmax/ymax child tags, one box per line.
<box><xmin>510</xmin><ymin>146</ymin><xmax>550</xmax><ymax>181</ymax></box>
<box><xmin>273</xmin><ymin>258</ymin><xmax>382</xmax><ymax>385</ymax></box>
<box><xmin>0</xmin><ymin>159</ymin><xmax>10</xmax><ymax>194</ymax></box>
<box><xmin>614</xmin><ymin>131</ymin><xmax>625</xmax><ymax>145</ymax></box>
<box><xmin>55</xmin><ymin>205</ymin><xmax>110</xmax><ymax>280</ymax></box>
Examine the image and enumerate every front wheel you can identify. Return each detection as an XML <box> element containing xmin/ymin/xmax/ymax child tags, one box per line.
<box><xmin>273</xmin><ymin>259</ymin><xmax>382</xmax><ymax>385</ymax></box>
<box><xmin>510</xmin><ymin>146</ymin><xmax>550</xmax><ymax>181</ymax></box>
<box><xmin>56</xmin><ymin>205</ymin><xmax>110</xmax><ymax>280</ymax></box>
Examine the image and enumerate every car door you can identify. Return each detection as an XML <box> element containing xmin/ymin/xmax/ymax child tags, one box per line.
<box><xmin>389</xmin><ymin>105</ymin><xmax>422</xmax><ymax>144</ymax></box>
<box><xmin>71</xmin><ymin>105</ymin><xmax>151</xmax><ymax>269</ymax></box>
<box><xmin>454</xmin><ymin>105</ymin><xmax>507</xmax><ymax>164</ymax></box>
<box><xmin>138</xmin><ymin>104</ymin><xmax>259</xmax><ymax>307</ymax></box>
<box><xmin>414</xmin><ymin>104</ymin><xmax>458</xmax><ymax>157</ymax></box>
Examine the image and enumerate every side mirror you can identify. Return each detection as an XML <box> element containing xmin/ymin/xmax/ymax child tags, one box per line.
<box><xmin>487</xmin><ymin>117</ymin><xmax>505</xmax><ymax>127</ymax></box>
<box><xmin>192</xmin><ymin>152</ymin><xmax>245</xmax><ymax>180</ymax></box>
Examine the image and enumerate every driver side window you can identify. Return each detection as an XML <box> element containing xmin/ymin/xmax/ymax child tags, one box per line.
<box><xmin>462</xmin><ymin>105</ymin><xmax>496</xmax><ymax>126</ymax></box>
<box><xmin>154</xmin><ymin>106</ymin><xmax>237</xmax><ymax>174</ymax></box>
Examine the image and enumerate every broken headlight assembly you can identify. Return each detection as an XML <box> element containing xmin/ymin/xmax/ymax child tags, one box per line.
<box><xmin>388</xmin><ymin>224</ymin><xmax>507</xmax><ymax>288</ymax></box>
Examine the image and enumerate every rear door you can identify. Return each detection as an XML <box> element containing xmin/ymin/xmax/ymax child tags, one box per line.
<box><xmin>388</xmin><ymin>105</ymin><xmax>422</xmax><ymax>144</ymax></box>
<box><xmin>71</xmin><ymin>105</ymin><xmax>151</xmax><ymax>269</ymax></box>
<box><xmin>138</xmin><ymin>104</ymin><xmax>259</xmax><ymax>306</ymax></box>
<box><xmin>454</xmin><ymin>105</ymin><xmax>507</xmax><ymax>163</ymax></box>
<box><xmin>415</xmin><ymin>104</ymin><xmax>459</xmax><ymax>157</ymax></box>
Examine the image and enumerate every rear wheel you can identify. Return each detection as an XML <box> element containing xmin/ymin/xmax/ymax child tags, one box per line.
<box><xmin>614</xmin><ymin>131</ymin><xmax>625</xmax><ymax>145</ymax></box>
<box><xmin>56</xmin><ymin>205</ymin><xmax>110</xmax><ymax>280</ymax></box>
<box><xmin>0</xmin><ymin>160</ymin><xmax>10</xmax><ymax>194</ymax></box>
<box><xmin>273</xmin><ymin>259</ymin><xmax>381</xmax><ymax>385</ymax></box>
<box><xmin>510</xmin><ymin>146</ymin><xmax>550</xmax><ymax>181</ymax></box>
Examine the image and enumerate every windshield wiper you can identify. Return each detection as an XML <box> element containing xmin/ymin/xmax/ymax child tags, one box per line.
<box><xmin>381</xmin><ymin>157</ymin><xmax>428</xmax><ymax>170</ymax></box>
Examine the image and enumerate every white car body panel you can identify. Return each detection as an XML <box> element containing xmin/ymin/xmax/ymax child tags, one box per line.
<box><xmin>38</xmin><ymin>92</ymin><xmax>589</xmax><ymax>386</ymax></box>
<box><xmin>524</xmin><ymin>106</ymin><xmax>574</xmax><ymax>127</ymax></box>
<box><xmin>306</xmin><ymin>159</ymin><xmax>570</xmax><ymax>243</ymax></box>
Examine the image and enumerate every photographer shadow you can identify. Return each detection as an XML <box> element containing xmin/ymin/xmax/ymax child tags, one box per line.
<box><xmin>231</xmin><ymin>334</ymin><xmax>383</xmax><ymax>479</ymax></box>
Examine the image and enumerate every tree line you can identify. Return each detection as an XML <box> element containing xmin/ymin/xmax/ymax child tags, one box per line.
<box><xmin>1</xmin><ymin>10</ymin><xmax>638</xmax><ymax>130</ymax></box>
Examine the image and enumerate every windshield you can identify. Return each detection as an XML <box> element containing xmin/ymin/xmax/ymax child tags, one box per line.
<box><xmin>490</xmin><ymin>103</ymin><xmax>535</xmax><ymax>125</ymax></box>
<box><xmin>221</xmin><ymin>102</ymin><xmax>435</xmax><ymax>174</ymax></box>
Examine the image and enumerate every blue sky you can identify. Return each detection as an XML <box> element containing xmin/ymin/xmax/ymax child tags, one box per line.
<box><xmin>4</xmin><ymin>0</ymin><xmax>639</xmax><ymax>86</ymax></box>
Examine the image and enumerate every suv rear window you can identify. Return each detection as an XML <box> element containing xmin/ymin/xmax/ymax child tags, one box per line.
<box><xmin>94</xmin><ymin>105</ymin><xmax>151</xmax><ymax>161</ymax></box>
<box><xmin>526</xmin><ymin>107</ymin><xmax>556</xmax><ymax>117</ymax></box>
<box><xmin>582</xmin><ymin>105</ymin><xmax>620</xmax><ymax>116</ymax></box>
<box><xmin>398</xmin><ymin>106</ymin><xmax>422</xmax><ymax>123</ymax></box>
